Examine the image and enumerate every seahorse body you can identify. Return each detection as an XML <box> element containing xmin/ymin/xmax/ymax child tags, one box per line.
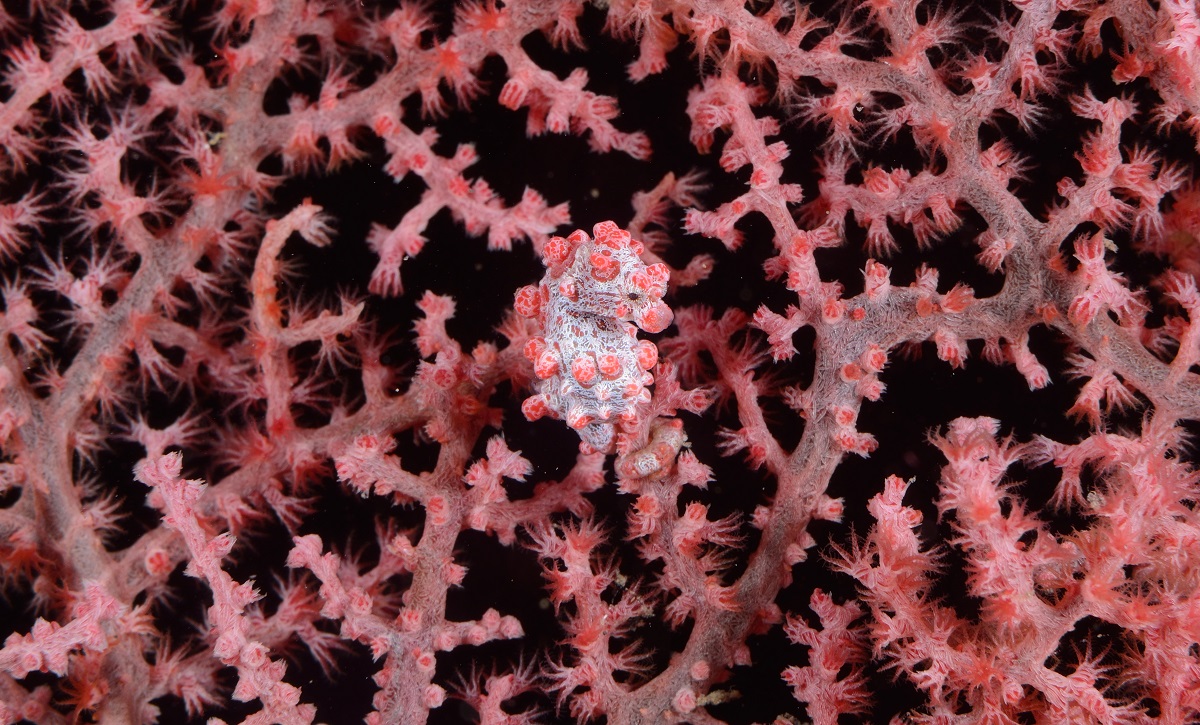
<box><xmin>514</xmin><ymin>222</ymin><xmax>672</xmax><ymax>453</ymax></box>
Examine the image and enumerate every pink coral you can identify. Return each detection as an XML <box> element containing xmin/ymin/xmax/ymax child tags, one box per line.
<box><xmin>0</xmin><ymin>0</ymin><xmax>1198</xmax><ymax>723</ymax></box>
